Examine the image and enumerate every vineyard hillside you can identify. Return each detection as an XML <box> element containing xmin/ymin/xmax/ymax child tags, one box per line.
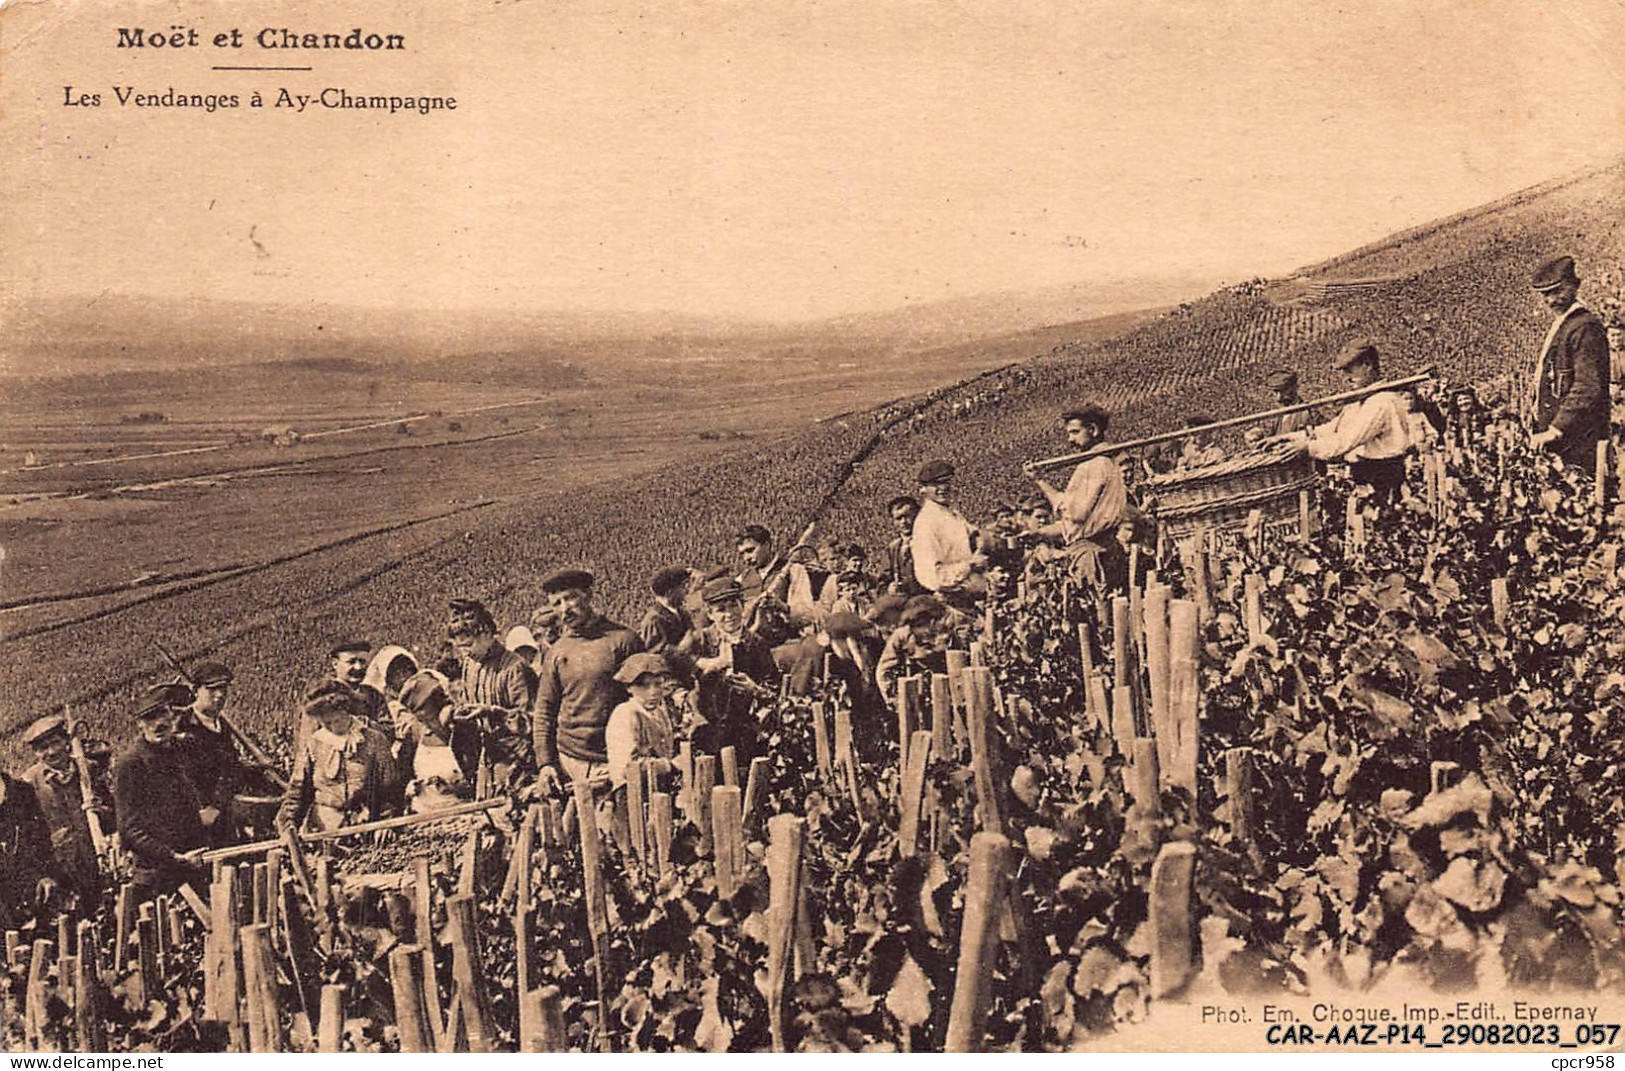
<box><xmin>3</xmin><ymin>158</ymin><xmax>1624</xmax><ymax>760</ymax></box>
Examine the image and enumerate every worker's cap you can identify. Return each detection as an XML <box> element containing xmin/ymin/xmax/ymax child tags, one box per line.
<box><xmin>1530</xmin><ymin>255</ymin><xmax>1579</xmax><ymax>292</ymax></box>
<box><xmin>869</xmin><ymin>593</ymin><xmax>908</xmax><ymax>627</ymax></box>
<box><xmin>192</xmin><ymin>661</ymin><xmax>233</xmax><ymax>687</ymax></box>
<box><xmin>447</xmin><ymin>598</ymin><xmax>496</xmax><ymax>636</ymax></box>
<box><xmin>835</xmin><ymin>570</ymin><xmax>869</xmax><ymax>587</ymax></box>
<box><xmin>503</xmin><ymin>625</ymin><xmax>539</xmax><ymax>656</ymax></box>
<box><xmin>328</xmin><ymin>639</ymin><xmax>370</xmax><ymax>659</ymax></box>
<box><xmin>701</xmin><ymin>577</ymin><xmax>745</xmax><ymax>606</ymax></box>
<box><xmin>1333</xmin><ymin>337</ymin><xmax>1380</xmax><ymax>371</ymax></box>
<box><xmin>735</xmin><ymin>524</ymin><xmax>772</xmax><ymax>546</ymax></box>
<box><xmin>136</xmin><ymin>682</ymin><xmax>193</xmax><ymax>719</ymax></box>
<box><xmin>900</xmin><ymin>595</ymin><xmax>946</xmax><ymax>626</ymax></box>
<box><xmin>22</xmin><ymin>715</ymin><xmax>69</xmax><ymax>747</ymax></box>
<box><xmin>613</xmin><ymin>651</ymin><xmax>677</xmax><ymax>685</ymax></box>
<box><xmin>843</xmin><ymin>544</ymin><xmax>867</xmax><ymax>559</ymax></box>
<box><xmin>650</xmin><ymin>566</ymin><xmax>690</xmax><ymax>597</ymax></box>
<box><xmin>824</xmin><ymin>611</ymin><xmax>867</xmax><ymax>639</ymax></box>
<box><xmin>1265</xmin><ymin>370</ymin><xmax>1298</xmax><ymax>391</ymax></box>
<box><xmin>397</xmin><ymin>671</ymin><xmax>450</xmax><ymax>714</ymax></box>
<box><xmin>916</xmin><ymin>459</ymin><xmax>955</xmax><ymax>485</ymax></box>
<box><xmin>540</xmin><ymin>568</ymin><xmax>595</xmax><ymax>595</ymax></box>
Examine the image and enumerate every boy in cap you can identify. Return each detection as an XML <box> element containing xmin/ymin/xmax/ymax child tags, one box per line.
<box><xmin>639</xmin><ymin>566</ymin><xmax>696</xmax><ymax>655</ymax></box>
<box><xmin>447</xmin><ymin>597</ymin><xmax>537</xmax><ymax>787</ymax></box>
<box><xmin>1270</xmin><ymin>338</ymin><xmax>1413</xmax><ymax>504</ymax></box>
<box><xmin>1266</xmin><ymin>370</ymin><xmax>1313</xmax><ymax>435</ymax></box>
<box><xmin>531</xmin><ymin>569</ymin><xmax>644</xmax><ymax>794</ymax></box>
<box><xmin>689</xmin><ymin>576</ymin><xmax>781</xmax><ymax>758</ymax></box>
<box><xmin>605</xmin><ymin>653</ymin><xmax>681</xmax><ymax>790</ymax></box>
<box><xmin>910</xmin><ymin>460</ymin><xmax>988</xmax><ymax>601</ymax></box>
<box><xmin>1526</xmin><ymin>255</ymin><xmax>1609</xmax><ymax>465</ymax></box>
<box><xmin>113</xmin><ymin>683</ymin><xmax>214</xmax><ymax>901</ymax></box>
<box><xmin>21</xmin><ymin>714</ymin><xmax>108</xmax><ymax>902</ymax></box>
<box><xmin>177</xmin><ymin>661</ymin><xmax>245</xmax><ymax>833</ymax></box>
<box><xmin>279</xmin><ymin>685</ymin><xmax>401</xmax><ymax>833</ymax></box>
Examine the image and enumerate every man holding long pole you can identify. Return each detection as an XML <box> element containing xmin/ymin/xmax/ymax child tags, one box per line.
<box><xmin>1270</xmin><ymin>338</ymin><xmax>1414</xmax><ymax>505</ymax></box>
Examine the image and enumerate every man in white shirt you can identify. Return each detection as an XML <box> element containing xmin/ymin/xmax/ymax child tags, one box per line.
<box><xmin>1023</xmin><ymin>405</ymin><xmax>1132</xmax><ymax>588</ymax></box>
<box><xmin>910</xmin><ymin>459</ymin><xmax>987</xmax><ymax>603</ymax></box>
<box><xmin>1275</xmin><ymin>338</ymin><xmax>1411</xmax><ymax>504</ymax></box>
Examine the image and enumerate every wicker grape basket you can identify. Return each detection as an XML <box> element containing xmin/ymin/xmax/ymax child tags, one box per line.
<box><xmin>1144</xmin><ymin>443</ymin><xmax>1316</xmax><ymax>539</ymax></box>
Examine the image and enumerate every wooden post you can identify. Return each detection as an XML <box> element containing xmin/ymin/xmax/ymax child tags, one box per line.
<box><xmin>75</xmin><ymin>921</ymin><xmax>106</xmax><ymax>1051</ymax></box>
<box><xmin>624</xmin><ymin>765</ymin><xmax>647</xmax><ymax>868</ymax></box>
<box><xmin>205</xmin><ymin>872</ymin><xmax>241</xmax><ymax>1029</ymax></box>
<box><xmin>114</xmin><ymin>884</ymin><xmax>136</xmax><ymax>971</ymax></box>
<box><xmin>388</xmin><ymin>945</ymin><xmax>432</xmax><ymax>1053</ymax></box>
<box><xmin>24</xmin><ymin>938</ymin><xmax>52</xmax><ymax>1052</ymax></box>
<box><xmin>1598</xmin><ymin>440</ymin><xmax>1610</xmax><ymax>515</ymax></box>
<box><xmin>1242</xmin><ymin>573</ymin><xmax>1263</xmax><ymax>644</ymax></box>
<box><xmin>457</xmin><ymin>835</ymin><xmax>479</xmax><ymax>896</ymax></box>
<box><xmin>1111</xmin><ymin>596</ymin><xmax>1131</xmax><ymax>687</ymax></box>
<box><xmin>4</xmin><ymin>930</ymin><xmax>20</xmax><ymax>970</ymax></box>
<box><xmin>677</xmin><ymin>742</ymin><xmax>694</xmax><ymax>817</ymax></box>
<box><xmin>649</xmin><ymin>791</ymin><xmax>674</xmax><ymax>880</ymax></box>
<box><xmin>445</xmin><ymin>894</ymin><xmax>495</xmax><ymax>1052</ymax></box>
<box><xmin>1144</xmin><ymin>582</ymin><xmax>1170</xmax><ymax>742</ymax></box>
<box><xmin>264</xmin><ymin>847</ymin><xmax>284</xmax><ymax>945</ymax></box>
<box><xmin>930</xmin><ymin>672</ymin><xmax>955</xmax><ymax>758</ymax></box>
<box><xmin>963</xmin><ymin>667</ymin><xmax>1004</xmax><ymax>835</ymax></box>
<box><xmin>573</xmin><ymin>779</ymin><xmax>612</xmax><ymax>1051</ymax></box>
<box><xmin>278</xmin><ymin>876</ymin><xmax>318</xmax><ymax>1033</ymax></box>
<box><xmin>897</xmin><ymin>730</ymin><xmax>934</xmax><ymax>858</ymax></box>
<box><xmin>693</xmin><ymin>754</ymin><xmax>717</xmax><ymax>856</ymax></box>
<box><xmin>136</xmin><ymin>903</ymin><xmax>161</xmax><ymax>1005</ymax></box>
<box><xmin>945</xmin><ymin>649</ymin><xmax>970</xmax><ymax>741</ymax></box>
<box><xmin>810</xmin><ymin>700</ymin><xmax>832</xmax><ymax>780</ymax></box>
<box><xmin>832</xmin><ymin>704</ymin><xmax>855</xmax><ymax>786</ymax></box>
<box><xmin>519</xmin><ymin>985</ymin><xmax>567</xmax><ymax>1053</ymax></box>
<box><xmin>897</xmin><ymin>675</ymin><xmax>921</xmax><ymax>770</ymax></box>
<box><xmin>720</xmin><ymin>745</ymin><xmax>739</xmax><ymax>789</ymax></box>
<box><xmin>1149</xmin><ymin>842</ymin><xmax>1197</xmax><ymax>998</ymax></box>
<box><xmin>241</xmin><ymin>923</ymin><xmax>284</xmax><ymax>1052</ymax></box>
<box><xmin>712</xmin><ymin>786</ymin><xmax>744</xmax><ymax>900</ymax></box>
<box><xmin>1298</xmin><ymin>489</ymin><xmax>1312</xmax><ymax>540</ymax></box>
<box><xmin>1491</xmin><ymin>578</ymin><xmax>1510</xmax><ymax>628</ymax></box>
<box><xmin>1112</xmin><ymin>684</ymin><xmax>1138</xmax><ymax>751</ymax></box>
<box><xmin>412</xmin><ymin>857</ymin><xmax>445</xmax><ymax>1051</ymax></box>
<box><xmin>1128</xmin><ymin>738</ymin><xmax>1161</xmax><ymax>824</ymax></box>
<box><xmin>1165</xmin><ymin>600</ymin><xmax>1200</xmax><ymax>796</ymax></box>
<box><xmin>1225</xmin><ymin>748</ymin><xmax>1258</xmax><ymax>865</ymax></box>
<box><xmin>765</xmin><ymin>815</ymin><xmax>805</xmax><ymax>1053</ymax></box>
<box><xmin>945</xmin><ymin>833</ymin><xmax>1012</xmax><ymax>1052</ymax></box>
<box><xmin>741</xmin><ymin>758</ymin><xmax>769</xmax><ymax>829</ymax></box>
<box><xmin>318</xmin><ymin>984</ymin><xmax>346</xmax><ymax>1053</ymax></box>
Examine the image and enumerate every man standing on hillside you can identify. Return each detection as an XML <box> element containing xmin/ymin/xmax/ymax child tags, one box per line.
<box><xmin>20</xmin><ymin>715</ymin><xmax>105</xmax><ymax>903</ymax></box>
<box><xmin>177</xmin><ymin>662</ymin><xmax>244</xmax><ymax>834</ymax></box>
<box><xmin>448</xmin><ymin>598</ymin><xmax>537</xmax><ymax>787</ymax></box>
<box><xmin>1526</xmin><ymin>255</ymin><xmax>1610</xmax><ymax>466</ymax></box>
<box><xmin>911</xmin><ymin>460</ymin><xmax>988</xmax><ymax>603</ymax></box>
<box><xmin>531</xmin><ymin>569</ymin><xmax>644</xmax><ymax>794</ymax></box>
<box><xmin>300</xmin><ymin>640</ymin><xmax>390</xmax><ymax>744</ymax></box>
<box><xmin>1271</xmin><ymin>338</ymin><xmax>1412</xmax><ymax>504</ymax></box>
<box><xmin>113</xmin><ymin>684</ymin><xmax>214</xmax><ymax>901</ymax></box>
<box><xmin>1023</xmin><ymin>406</ymin><xmax>1131</xmax><ymax>588</ymax></box>
<box><xmin>639</xmin><ymin>566</ymin><xmax>695</xmax><ymax>655</ymax></box>
<box><xmin>883</xmin><ymin>495</ymin><xmax>925</xmax><ymax>596</ymax></box>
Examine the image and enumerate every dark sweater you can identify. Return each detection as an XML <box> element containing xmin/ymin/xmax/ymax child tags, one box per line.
<box><xmin>532</xmin><ymin>615</ymin><xmax>643</xmax><ymax>766</ymax></box>
<box><xmin>111</xmin><ymin>737</ymin><xmax>209</xmax><ymax>885</ymax></box>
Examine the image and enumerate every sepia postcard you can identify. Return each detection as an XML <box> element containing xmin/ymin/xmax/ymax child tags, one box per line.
<box><xmin>3</xmin><ymin>0</ymin><xmax>1625</xmax><ymax>1056</ymax></box>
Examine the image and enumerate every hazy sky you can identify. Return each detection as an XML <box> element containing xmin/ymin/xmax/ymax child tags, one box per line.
<box><xmin>4</xmin><ymin>0</ymin><xmax>1624</xmax><ymax>321</ymax></box>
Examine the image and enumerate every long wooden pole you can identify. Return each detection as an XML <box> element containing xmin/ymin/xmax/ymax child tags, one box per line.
<box><xmin>1026</xmin><ymin>374</ymin><xmax>1431</xmax><ymax>469</ymax></box>
<box><xmin>202</xmin><ymin>798</ymin><xmax>504</xmax><ymax>862</ymax></box>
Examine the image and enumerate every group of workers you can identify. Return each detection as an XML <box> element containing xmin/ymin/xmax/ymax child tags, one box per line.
<box><xmin>1</xmin><ymin>252</ymin><xmax>1612</xmax><ymax>927</ymax></box>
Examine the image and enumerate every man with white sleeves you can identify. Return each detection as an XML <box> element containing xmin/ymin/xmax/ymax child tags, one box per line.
<box><xmin>1275</xmin><ymin>337</ymin><xmax>1412</xmax><ymax>504</ymax></box>
<box><xmin>910</xmin><ymin>459</ymin><xmax>988</xmax><ymax>603</ymax></box>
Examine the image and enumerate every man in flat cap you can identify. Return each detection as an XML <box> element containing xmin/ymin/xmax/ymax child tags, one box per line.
<box><xmin>279</xmin><ymin>685</ymin><xmax>401</xmax><ymax>833</ymax></box>
<box><xmin>0</xmin><ymin>762</ymin><xmax>59</xmax><ymax>929</ymax></box>
<box><xmin>689</xmin><ymin>576</ymin><xmax>781</xmax><ymax>758</ymax></box>
<box><xmin>447</xmin><ymin>598</ymin><xmax>537</xmax><ymax>788</ymax></box>
<box><xmin>639</xmin><ymin>566</ymin><xmax>696</xmax><ymax>655</ymax></box>
<box><xmin>1526</xmin><ymin>255</ymin><xmax>1610</xmax><ymax>465</ymax></box>
<box><xmin>1266</xmin><ymin>370</ymin><xmax>1314</xmax><ymax>436</ymax></box>
<box><xmin>531</xmin><ymin>569</ymin><xmax>644</xmax><ymax>795</ymax></box>
<box><xmin>1272</xmin><ymin>338</ymin><xmax>1412</xmax><ymax>504</ymax></box>
<box><xmin>1024</xmin><ymin>406</ymin><xmax>1132</xmax><ymax>590</ymax></box>
<box><xmin>911</xmin><ymin>460</ymin><xmax>988</xmax><ymax>601</ymax></box>
<box><xmin>21</xmin><ymin>715</ymin><xmax>108</xmax><ymax>902</ymax></box>
<box><xmin>113</xmin><ymin>683</ymin><xmax>214</xmax><ymax>901</ymax></box>
<box><xmin>301</xmin><ymin>639</ymin><xmax>390</xmax><ymax>746</ymax></box>
<box><xmin>176</xmin><ymin>661</ymin><xmax>245</xmax><ymax>835</ymax></box>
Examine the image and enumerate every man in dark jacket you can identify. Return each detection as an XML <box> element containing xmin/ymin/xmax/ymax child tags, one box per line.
<box><xmin>531</xmin><ymin>569</ymin><xmax>644</xmax><ymax>793</ymax></box>
<box><xmin>20</xmin><ymin>715</ymin><xmax>107</xmax><ymax>904</ymax></box>
<box><xmin>177</xmin><ymin>661</ymin><xmax>244</xmax><ymax>840</ymax></box>
<box><xmin>0</xmin><ymin>765</ymin><xmax>59</xmax><ymax>929</ymax></box>
<box><xmin>690</xmin><ymin>576</ymin><xmax>781</xmax><ymax>759</ymax></box>
<box><xmin>639</xmin><ymin>566</ymin><xmax>695</xmax><ymax>654</ymax></box>
<box><xmin>448</xmin><ymin>597</ymin><xmax>537</xmax><ymax>787</ymax></box>
<box><xmin>112</xmin><ymin>684</ymin><xmax>213</xmax><ymax>902</ymax></box>
<box><xmin>1528</xmin><ymin>255</ymin><xmax>1611</xmax><ymax>466</ymax></box>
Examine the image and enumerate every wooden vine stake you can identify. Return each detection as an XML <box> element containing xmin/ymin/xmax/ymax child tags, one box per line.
<box><xmin>897</xmin><ymin>675</ymin><xmax>921</xmax><ymax>770</ymax></box>
<box><xmin>1491</xmin><ymin>578</ymin><xmax>1510</xmax><ymax>628</ymax></box>
<box><xmin>810</xmin><ymin>700</ymin><xmax>833</xmax><ymax>780</ymax></box>
<box><xmin>1598</xmin><ymin>440</ymin><xmax>1611</xmax><ymax>518</ymax></box>
<box><xmin>318</xmin><ymin>984</ymin><xmax>346</xmax><ymax>1053</ymax></box>
<box><xmin>897</xmin><ymin>730</ymin><xmax>934</xmax><ymax>858</ymax></box>
<box><xmin>741</xmin><ymin>759</ymin><xmax>769</xmax><ymax>830</ymax></box>
<box><xmin>75</xmin><ymin>920</ymin><xmax>106</xmax><ymax>1051</ymax></box>
<box><xmin>624</xmin><ymin>764</ymin><xmax>647</xmax><ymax>869</ymax></box>
<box><xmin>1111</xmin><ymin>596</ymin><xmax>1131</xmax><ymax>687</ymax></box>
<box><xmin>1112</xmin><ymin>683</ymin><xmax>1138</xmax><ymax>751</ymax></box>
<box><xmin>1242</xmin><ymin>573</ymin><xmax>1263</xmax><ymax>645</ymax></box>
<box><xmin>445</xmin><ymin>894</ymin><xmax>495</xmax><ymax>1052</ymax></box>
<box><xmin>693</xmin><ymin>754</ymin><xmax>718</xmax><ymax>856</ymax></box>
<box><xmin>1144</xmin><ymin>582</ymin><xmax>1170</xmax><ymax>742</ymax></box>
<box><xmin>963</xmin><ymin>667</ymin><xmax>1004</xmax><ymax>834</ymax></box>
<box><xmin>241</xmin><ymin>923</ymin><xmax>284</xmax><ymax>1052</ymax></box>
<box><xmin>1163</xmin><ymin>599</ymin><xmax>1200</xmax><ymax>796</ymax></box>
<box><xmin>410</xmin><ymin>856</ymin><xmax>445</xmax><ymax>1051</ymax></box>
<box><xmin>573</xmin><ymin>780</ymin><xmax>613</xmax><ymax>1051</ymax></box>
<box><xmin>765</xmin><ymin>815</ymin><xmax>805</xmax><ymax>1053</ymax></box>
<box><xmin>649</xmin><ymin>791</ymin><xmax>674</xmax><ymax>880</ymax></box>
<box><xmin>1224</xmin><ymin>748</ymin><xmax>1260</xmax><ymax>866</ymax></box>
<box><xmin>519</xmin><ymin>985</ymin><xmax>567</xmax><ymax>1053</ymax></box>
<box><xmin>930</xmin><ymin>672</ymin><xmax>955</xmax><ymax>758</ymax></box>
<box><xmin>1149</xmin><ymin>841</ymin><xmax>1197</xmax><ymax>998</ymax></box>
<box><xmin>720</xmin><ymin>745</ymin><xmax>739</xmax><ymax>789</ymax></box>
<box><xmin>24</xmin><ymin>938</ymin><xmax>51</xmax><ymax>1052</ymax></box>
<box><xmin>388</xmin><ymin>945</ymin><xmax>432</xmax><ymax>1053</ymax></box>
<box><xmin>945</xmin><ymin>649</ymin><xmax>970</xmax><ymax>741</ymax></box>
<box><xmin>711</xmin><ymin>785</ymin><xmax>744</xmax><ymax>900</ymax></box>
<box><xmin>945</xmin><ymin>833</ymin><xmax>1012</xmax><ymax>1053</ymax></box>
